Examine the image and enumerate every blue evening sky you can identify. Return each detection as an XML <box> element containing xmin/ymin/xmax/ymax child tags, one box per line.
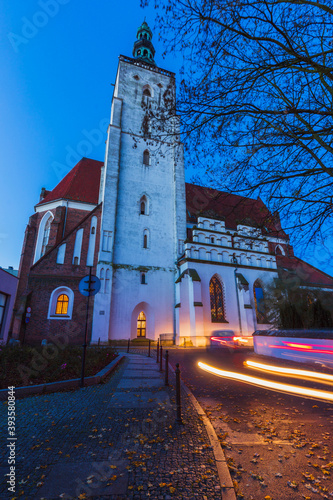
<box><xmin>0</xmin><ymin>0</ymin><xmax>332</xmax><ymax>276</ymax></box>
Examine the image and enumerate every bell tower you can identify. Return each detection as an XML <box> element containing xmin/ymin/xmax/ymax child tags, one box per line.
<box><xmin>92</xmin><ymin>22</ymin><xmax>186</xmax><ymax>343</ymax></box>
<box><xmin>133</xmin><ymin>20</ymin><xmax>156</xmax><ymax>66</ymax></box>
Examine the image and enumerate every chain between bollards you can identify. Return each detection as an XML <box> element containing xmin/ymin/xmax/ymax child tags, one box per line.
<box><xmin>156</xmin><ymin>339</ymin><xmax>160</xmax><ymax>363</ymax></box>
<box><xmin>159</xmin><ymin>345</ymin><xmax>163</xmax><ymax>372</ymax></box>
<box><xmin>175</xmin><ymin>363</ymin><xmax>183</xmax><ymax>424</ymax></box>
<box><xmin>148</xmin><ymin>338</ymin><xmax>151</xmax><ymax>357</ymax></box>
<box><xmin>127</xmin><ymin>338</ymin><xmax>130</xmax><ymax>353</ymax></box>
<box><xmin>164</xmin><ymin>350</ymin><xmax>169</xmax><ymax>386</ymax></box>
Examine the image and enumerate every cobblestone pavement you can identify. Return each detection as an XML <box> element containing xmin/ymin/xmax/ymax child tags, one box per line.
<box><xmin>0</xmin><ymin>353</ymin><xmax>225</xmax><ymax>499</ymax></box>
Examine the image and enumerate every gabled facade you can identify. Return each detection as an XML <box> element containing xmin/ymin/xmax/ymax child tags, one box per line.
<box><xmin>10</xmin><ymin>22</ymin><xmax>333</xmax><ymax>346</ymax></box>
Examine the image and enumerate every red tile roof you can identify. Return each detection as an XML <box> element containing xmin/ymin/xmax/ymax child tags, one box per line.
<box><xmin>37</xmin><ymin>157</ymin><xmax>103</xmax><ymax>206</ymax></box>
<box><xmin>185</xmin><ymin>183</ymin><xmax>288</xmax><ymax>238</ymax></box>
<box><xmin>276</xmin><ymin>255</ymin><xmax>333</xmax><ymax>287</ymax></box>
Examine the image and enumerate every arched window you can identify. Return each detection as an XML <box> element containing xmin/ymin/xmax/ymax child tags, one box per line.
<box><xmin>137</xmin><ymin>311</ymin><xmax>146</xmax><ymax>337</ymax></box>
<box><xmin>140</xmin><ymin>195</ymin><xmax>148</xmax><ymax>215</ymax></box>
<box><xmin>91</xmin><ymin>226</ymin><xmax>95</xmax><ymax>235</ymax></box>
<box><xmin>105</xmin><ymin>269</ymin><xmax>110</xmax><ymax>294</ymax></box>
<box><xmin>209</xmin><ymin>276</ymin><xmax>226</xmax><ymax>323</ymax></box>
<box><xmin>48</xmin><ymin>286</ymin><xmax>74</xmax><ymax>320</ymax></box>
<box><xmin>275</xmin><ymin>244</ymin><xmax>285</xmax><ymax>256</ymax></box>
<box><xmin>253</xmin><ymin>280</ymin><xmax>268</xmax><ymax>324</ymax></box>
<box><xmin>73</xmin><ymin>256</ymin><xmax>79</xmax><ymax>265</ymax></box>
<box><xmin>100</xmin><ymin>268</ymin><xmax>105</xmax><ymax>293</ymax></box>
<box><xmin>143</xmin><ymin>229</ymin><xmax>149</xmax><ymax>249</ymax></box>
<box><xmin>143</xmin><ymin>149</ymin><xmax>150</xmax><ymax>165</ymax></box>
<box><xmin>55</xmin><ymin>294</ymin><xmax>69</xmax><ymax>315</ymax></box>
<box><xmin>41</xmin><ymin>216</ymin><xmax>52</xmax><ymax>257</ymax></box>
<box><xmin>143</xmin><ymin>49</ymin><xmax>148</xmax><ymax>56</ymax></box>
<box><xmin>143</xmin><ymin>85</ymin><xmax>153</xmax><ymax>98</ymax></box>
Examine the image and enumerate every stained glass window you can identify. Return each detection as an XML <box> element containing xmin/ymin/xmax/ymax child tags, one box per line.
<box><xmin>209</xmin><ymin>276</ymin><xmax>225</xmax><ymax>322</ymax></box>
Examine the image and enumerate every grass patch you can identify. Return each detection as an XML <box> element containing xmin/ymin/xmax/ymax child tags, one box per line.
<box><xmin>0</xmin><ymin>345</ymin><xmax>117</xmax><ymax>389</ymax></box>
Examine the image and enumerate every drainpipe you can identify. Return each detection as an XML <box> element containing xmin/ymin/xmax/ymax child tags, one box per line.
<box><xmin>234</xmin><ymin>268</ymin><xmax>242</xmax><ymax>335</ymax></box>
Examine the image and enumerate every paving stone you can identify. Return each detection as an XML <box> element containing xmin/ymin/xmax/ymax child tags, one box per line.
<box><xmin>0</xmin><ymin>353</ymin><xmax>224</xmax><ymax>500</ymax></box>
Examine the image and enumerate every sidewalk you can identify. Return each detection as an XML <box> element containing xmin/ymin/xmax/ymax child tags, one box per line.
<box><xmin>0</xmin><ymin>352</ymin><xmax>235</xmax><ymax>500</ymax></box>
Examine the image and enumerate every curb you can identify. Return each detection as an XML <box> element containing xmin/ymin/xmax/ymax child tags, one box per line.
<box><xmin>0</xmin><ymin>354</ymin><xmax>125</xmax><ymax>401</ymax></box>
<box><xmin>168</xmin><ymin>363</ymin><xmax>237</xmax><ymax>500</ymax></box>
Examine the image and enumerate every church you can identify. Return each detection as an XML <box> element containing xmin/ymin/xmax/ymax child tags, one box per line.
<box><xmin>11</xmin><ymin>22</ymin><xmax>333</xmax><ymax>346</ymax></box>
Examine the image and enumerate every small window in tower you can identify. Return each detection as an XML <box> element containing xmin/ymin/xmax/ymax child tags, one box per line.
<box><xmin>91</xmin><ymin>226</ymin><xmax>95</xmax><ymax>235</ymax></box>
<box><xmin>143</xmin><ymin>88</ymin><xmax>151</xmax><ymax>97</ymax></box>
<box><xmin>211</xmin><ymin>237</ymin><xmax>215</xmax><ymax>244</ymax></box>
<box><xmin>141</xmin><ymin>201</ymin><xmax>145</xmax><ymax>215</ymax></box>
<box><xmin>137</xmin><ymin>49</ymin><xmax>141</xmax><ymax>55</ymax></box>
<box><xmin>144</xmin><ymin>33</ymin><xmax>147</xmax><ymax>39</ymax></box>
<box><xmin>149</xmin><ymin>54</ymin><xmax>152</xmax><ymax>59</ymax></box>
<box><xmin>143</xmin><ymin>49</ymin><xmax>148</xmax><ymax>56</ymax></box>
<box><xmin>73</xmin><ymin>256</ymin><xmax>79</xmax><ymax>265</ymax></box>
<box><xmin>143</xmin><ymin>229</ymin><xmax>149</xmax><ymax>249</ymax></box>
<box><xmin>143</xmin><ymin>149</ymin><xmax>150</xmax><ymax>165</ymax></box>
<box><xmin>141</xmin><ymin>273</ymin><xmax>146</xmax><ymax>284</ymax></box>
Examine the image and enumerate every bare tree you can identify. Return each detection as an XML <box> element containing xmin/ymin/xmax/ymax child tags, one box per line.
<box><xmin>142</xmin><ymin>0</ymin><xmax>333</xmax><ymax>255</ymax></box>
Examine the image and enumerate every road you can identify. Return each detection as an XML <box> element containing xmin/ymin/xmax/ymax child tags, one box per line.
<box><xmin>168</xmin><ymin>347</ymin><xmax>333</xmax><ymax>500</ymax></box>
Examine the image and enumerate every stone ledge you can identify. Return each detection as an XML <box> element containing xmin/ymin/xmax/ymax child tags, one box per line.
<box><xmin>0</xmin><ymin>354</ymin><xmax>125</xmax><ymax>401</ymax></box>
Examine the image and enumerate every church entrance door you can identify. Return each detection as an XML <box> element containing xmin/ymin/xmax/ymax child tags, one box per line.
<box><xmin>137</xmin><ymin>311</ymin><xmax>146</xmax><ymax>337</ymax></box>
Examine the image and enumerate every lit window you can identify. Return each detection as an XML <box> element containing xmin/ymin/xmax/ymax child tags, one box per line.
<box><xmin>41</xmin><ymin>216</ymin><xmax>52</xmax><ymax>257</ymax></box>
<box><xmin>143</xmin><ymin>149</ymin><xmax>150</xmax><ymax>165</ymax></box>
<box><xmin>55</xmin><ymin>294</ymin><xmax>69</xmax><ymax>315</ymax></box>
<box><xmin>137</xmin><ymin>311</ymin><xmax>146</xmax><ymax>337</ymax></box>
<box><xmin>48</xmin><ymin>287</ymin><xmax>74</xmax><ymax>320</ymax></box>
<box><xmin>209</xmin><ymin>275</ymin><xmax>226</xmax><ymax>323</ymax></box>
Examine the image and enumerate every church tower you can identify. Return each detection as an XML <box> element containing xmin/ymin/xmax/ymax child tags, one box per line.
<box><xmin>91</xmin><ymin>22</ymin><xmax>186</xmax><ymax>342</ymax></box>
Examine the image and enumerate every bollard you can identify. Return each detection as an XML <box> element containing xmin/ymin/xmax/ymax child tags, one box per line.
<box><xmin>159</xmin><ymin>345</ymin><xmax>163</xmax><ymax>372</ymax></box>
<box><xmin>156</xmin><ymin>339</ymin><xmax>160</xmax><ymax>363</ymax></box>
<box><xmin>127</xmin><ymin>338</ymin><xmax>130</xmax><ymax>353</ymax></box>
<box><xmin>175</xmin><ymin>363</ymin><xmax>183</xmax><ymax>424</ymax></box>
<box><xmin>165</xmin><ymin>350</ymin><xmax>169</xmax><ymax>386</ymax></box>
<box><xmin>148</xmin><ymin>338</ymin><xmax>151</xmax><ymax>357</ymax></box>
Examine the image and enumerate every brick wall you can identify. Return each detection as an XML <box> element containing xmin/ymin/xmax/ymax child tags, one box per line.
<box><xmin>12</xmin><ymin>203</ymin><xmax>102</xmax><ymax>344</ymax></box>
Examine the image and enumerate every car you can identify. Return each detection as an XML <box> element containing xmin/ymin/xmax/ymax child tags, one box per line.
<box><xmin>209</xmin><ymin>330</ymin><xmax>254</xmax><ymax>350</ymax></box>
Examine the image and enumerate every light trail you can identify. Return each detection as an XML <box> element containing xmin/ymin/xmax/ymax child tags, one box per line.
<box><xmin>198</xmin><ymin>361</ymin><xmax>333</xmax><ymax>402</ymax></box>
<box><xmin>244</xmin><ymin>360</ymin><xmax>333</xmax><ymax>383</ymax></box>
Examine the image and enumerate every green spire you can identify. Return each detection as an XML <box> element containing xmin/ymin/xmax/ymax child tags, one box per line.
<box><xmin>132</xmin><ymin>20</ymin><xmax>156</xmax><ymax>66</ymax></box>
